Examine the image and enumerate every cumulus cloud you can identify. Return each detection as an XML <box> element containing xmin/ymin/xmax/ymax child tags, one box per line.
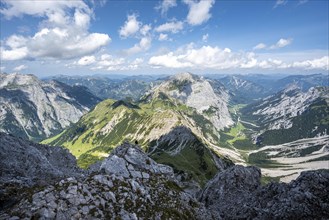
<box><xmin>274</xmin><ymin>0</ymin><xmax>288</xmax><ymax>8</ymax></box>
<box><xmin>155</xmin><ymin>21</ymin><xmax>184</xmax><ymax>33</ymax></box>
<box><xmin>183</xmin><ymin>0</ymin><xmax>215</xmax><ymax>25</ymax></box>
<box><xmin>148</xmin><ymin>45</ymin><xmax>329</xmax><ymax>71</ymax></box>
<box><xmin>124</xmin><ymin>37</ymin><xmax>152</xmax><ymax>55</ymax></box>
<box><xmin>77</xmin><ymin>56</ymin><xmax>96</xmax><ymax>66</ymax></box>
<box><xmin>89</xmin><ymin>54</ymin><xmax>143</xmax><ymax>71</ymax></box>
<box><xmin>119</xmin><ymin>14</ymin><xmax>141</xmax><ymax>38</ymax></box>
<box><xmin>298</xmin><ymin>0</ymin><xmax>308</xmax><ymax>5</ymax></box>
<box><xmin>0</xmin><ymin>0</ymin><xmax>110</xmax><ymax>61</ymax></box>
<box><xmin>13</xmin><ymin>64</ymin><xmax>27</xmax><ymax>72</ymax></box>
<box><xmin>140</xmin><ymin>24</ymin><xmax>152</xmax><ymax>36</ymax></box>
<box><xmin>0</xmin><ymin>0</ymin><xmax>90</xmax><ymax>19</ymax></box>
<box><xmin>158</xmin><ymin>33</ymin><xmax>169</xmax><ymax>41</ymax></box>
<box><xmin>292</xmin><ymin>56</ymin><xmax>329</xmax><ymax>70</ymax></box>
<box><xmin>202</xmin><ymin>33</ymin><xmax>209</xmax><ymax>42</ymax></box>
<box><xmin>155</xmin><ymin>0</ymin><xmax>177</xmax><ymax>16</ymax></box>
<box><xmin>253</xmin><ymin>43</ymin><xmax>267</xmax><ymax>50</ymax></box>
<box><xmin>269</xmin><ymin>38</ymin><xmax>293</xmax><ymax>49</ymax></box>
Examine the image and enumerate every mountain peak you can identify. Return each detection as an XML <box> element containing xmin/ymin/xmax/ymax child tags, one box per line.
<box><xmin>170</xmin><ymin>72</ymin><xmax>200</xmax><ymax>82</ymax></box>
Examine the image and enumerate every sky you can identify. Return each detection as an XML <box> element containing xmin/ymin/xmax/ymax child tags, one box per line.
<box><xmin>0</xmin><ymin>0</ymin><xmax>328</xmax><ymax>77</ymax></box>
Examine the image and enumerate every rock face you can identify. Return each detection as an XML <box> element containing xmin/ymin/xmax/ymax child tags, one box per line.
<box><xmin>0</xmin><ymin>132</ymin><xmax>84</xmax><ymax>211</ymax></box>
<box><xmin>200</xmin><ymin>165</ymin><xmax>329</xmax><ymax>219</ymax></box>
<box><xmin>151</xmin><ymin>72</ymin><xmax>234</xmax><ymax>130</ymax></box>
<box><xmin>0</xmin><ymin>73</ymin><xmax>101</xmax><ymax>141</ymax></box>
<box><xmin>1</xmin><ymin>141</ymin><xmax>211</xmax><ymax>219</ymax></box>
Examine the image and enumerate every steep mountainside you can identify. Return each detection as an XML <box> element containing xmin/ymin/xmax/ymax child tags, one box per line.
<box><xmin>43</xmin><ymin>95</ymin><xmax>235</xmax><ymax>185</ymax></box>
<box><xmin>242</xmin><ymin>85</ymin><xmax>329</xmax><ymax>144</ymax></box>
<box><xmin>148</xmin><ymin>72</ymin><xmax>234</xmax><ymax>130</ymax></box>
<box><xmin>0</xmin><ymin>73</ymin><xmax>101</xmax><ymax>141</ymax></box>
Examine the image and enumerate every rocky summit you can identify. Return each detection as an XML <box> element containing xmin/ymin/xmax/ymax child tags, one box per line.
<box><xmin>1</xmin><ymin>132</ymin><xmax>329</xmax><ymax>219</ymax></box>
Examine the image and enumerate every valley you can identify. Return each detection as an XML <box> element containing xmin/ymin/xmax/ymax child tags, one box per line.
<box><xmin>1</xmin><ymin>71</ymin><xmax>328</xmax><ymax>219</ymax></box>
<box><xmin>39</xmin><ymin>72</ymin><xmax>329</xmax><ymax>184</ymax></box>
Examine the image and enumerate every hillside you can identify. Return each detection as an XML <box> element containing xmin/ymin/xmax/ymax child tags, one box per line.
<box><xmin>42</xmin><ymin>96</ymin><xmax>233</xmax><ymax>186</ymax></box>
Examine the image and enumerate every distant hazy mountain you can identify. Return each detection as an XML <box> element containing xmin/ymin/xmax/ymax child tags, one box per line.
<box><xmin>271</xmin><ymin>73</ymin><xmax>329</xmax><ymax>92</ymax></box>
<box><xmin>219</xmin><ymin>75</ymin><xmax>268</xmax><ymax>103</ymax></box>
<box><xmin>0</xmin><ymin>73</ymin><xmax>101</xmax><ymax>141</ymax></box>
<box><xmin>49</xmin><ymin>75</ymin><xmax>162</xmax><ymax>101</ymax></box>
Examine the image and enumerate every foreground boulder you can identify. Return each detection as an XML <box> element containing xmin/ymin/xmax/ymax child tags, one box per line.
<box><xmin>1</xmin><ymin>141</ymin><xmax>211</xmax><ymax>219</ymax></box>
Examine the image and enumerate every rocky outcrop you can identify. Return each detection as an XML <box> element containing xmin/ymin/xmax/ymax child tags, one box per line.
<box><xmin>200</xmin><ymin>165</ymin><xmax>329</xmax><ymax>219</ymax></box>
<box><xmin>1</xmin><ymin>141</ymin><xmax>211</xmax><ymax>219</ymax></box>
<box><xmin>0</xmin><ymin>132</ymin><xmax>84</xmax><ymax>211</ymax></box>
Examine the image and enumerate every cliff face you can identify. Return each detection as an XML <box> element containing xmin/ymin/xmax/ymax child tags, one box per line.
<box><xmin>0</xmin><ymin>73</ymin><xmax>101</xmax><ymax>141</ymax></box>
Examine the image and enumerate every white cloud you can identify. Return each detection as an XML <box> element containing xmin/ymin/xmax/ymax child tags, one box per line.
<box><xmin>298</xmin><ymin>0</ymin><xmax>308</xmax><ymax>5</ymax></box>
<box><xmin>77</xmin><ymin>56</ymin><xmax>96</xmax><ymax>66</ymax></box>
<box><xmin>0</xmin><ymin>66</ymin><xmax>5</xmax><ymax>72</ymax></box>
<box><xmin>158</xmin><ymin>33</ymin><xmax>169</xmax><ymax>41</ymax></box>
<box><xmin>0</xmin><ymin>0</ymin><xmax>90</xmax><ymax>19</ymax></box>
<box><xmin>155</xmin><ymin>21</ymin><xmax>184</xmax><ymax>33</ymax></box>
<box><xmin>270</xmin><ymin>38</ymin><xmax>293</xmax><ymax>49</ymax></box>
<box><xmin>156</xmin><ymin>0</ymin><xmax>177</xmax><ymax>16</ymax></box>
<box><xmin>140</xmin><ymin>24</ymin><xmax>151</xmax><ymax>36</ymax></box>
<box><xmin>149</xmin><ymin>45</ymin><xmax>329</xmax><ymax>71</ymax></box>
<box><xmin>292</xmin><ymin>56</ymin><xmax>329</xmax><ymax>70</ymax></box>
<box><xmin>124</xmin><ymin>37</ymin><xmax>152</xmax><ymax>55</ymax></box>
<box><xmin>183</xmin><ymin>0</ymin><xmax>215</xmax><ymax>26</ymax></box>
<box><xmin>13</xmin><ymin>64</ymin><xmax>27</xmax><ymax>72</ymax></box>
<box><xmin>0</xmin><ymin>46</ymin><xmax>28</xmax><ymax>60</ymax></box>
<box><xmin>74</xmin><ymin>9</ymin><xmax>90</xmax><ymax>29</ymax></box>
<box><xmin>253</xmin><ymin>43</ymin><xmax>267</xmax><ymax>50</ymax></box>
<box><xmin>0</xmin><ymin>1</ymin><xmax>110</xmax><ymax>61</ymax></box>
<box><xmin>90</xmin><ymin>54</ymin><xmax>144</xmax><ymax>71</ymax></box>
<box><xmin>90</xmin><ymin>54</ymin><xmax>125</xmax><ymax>71</ymax></box>
<box><xmin>131</xmin><ymin>58</ymin><xmax>144</xmax><ymax>65</ymax></box>
<box><xmin>274</xmin><ymin>0</ymin><xmax>288</xmax><ymax>8</ymax></box>
<box><xmin>149</xmin><ymin>52</ymin><xmax>193</xmax><ymax>68</ymax></box>
<box><xmin>202</xmin><ymin>33</ymin><xmax>209</xmax><ymax>42</ymax></box>
<box><xmin>119</xmin><ymin>14</ymin><xmax>141</xmax><ymax>38</ymax></box>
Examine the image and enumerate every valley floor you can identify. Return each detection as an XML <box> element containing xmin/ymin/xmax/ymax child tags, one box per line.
<box><xmin>249</xmin><ymin>135</ymin><xmax>329</xmax><ymax>182</ymax></box>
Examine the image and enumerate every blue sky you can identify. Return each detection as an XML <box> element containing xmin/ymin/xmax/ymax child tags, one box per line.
<box><xmin>0</xmin><ymin>0</ymin><xmax>328</xmax><ymax>76</ymax></box>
